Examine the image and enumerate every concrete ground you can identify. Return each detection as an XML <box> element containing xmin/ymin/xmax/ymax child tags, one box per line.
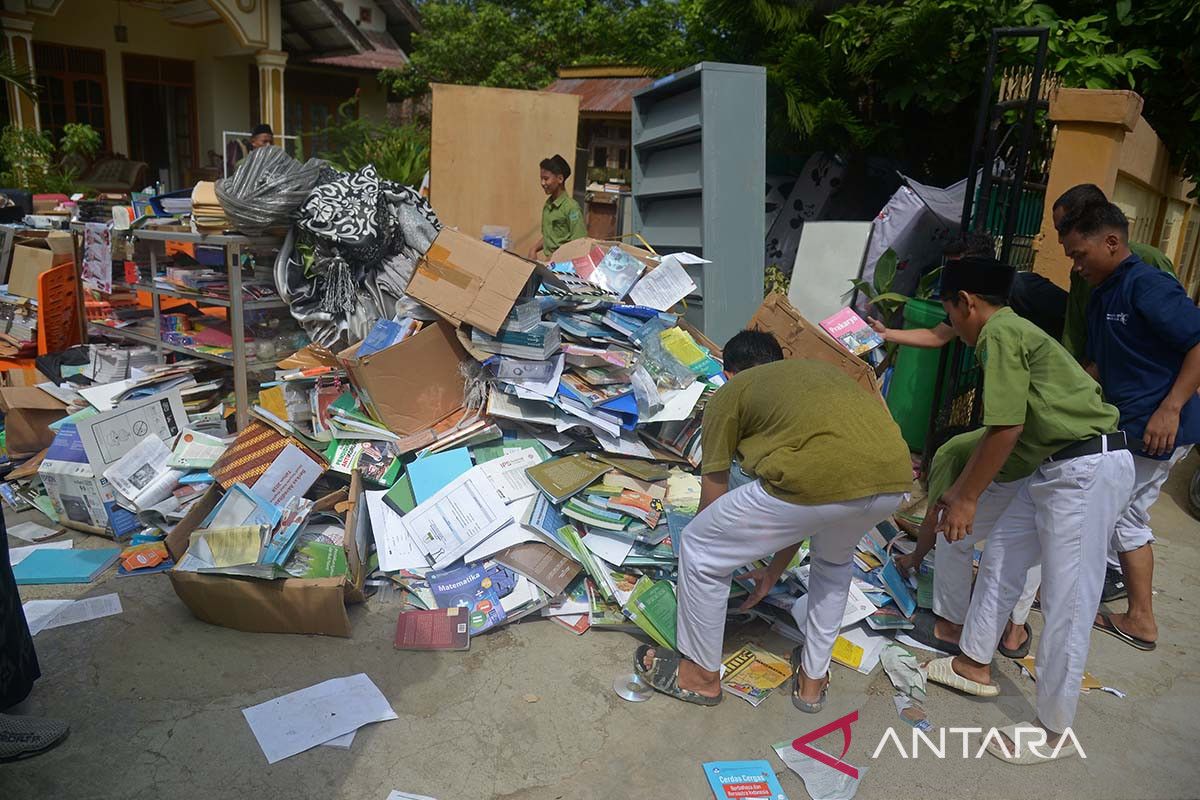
<box><xmin>4</xmin><ymin>456</ymin><xmax>1200</xmax><ymax>800</ymax></box>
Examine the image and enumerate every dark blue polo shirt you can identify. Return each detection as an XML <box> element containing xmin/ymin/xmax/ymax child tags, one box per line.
<box><xmin>1086</xmin><ymin>253</ymin><xmax>1200</xmax><ymax>458</ymax></box>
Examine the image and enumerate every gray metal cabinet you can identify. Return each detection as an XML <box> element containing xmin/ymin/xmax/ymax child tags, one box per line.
<box><xmin>632</xmin><ymin>62</ymin><xmax>766</xmax><ymax>346</ymax></box>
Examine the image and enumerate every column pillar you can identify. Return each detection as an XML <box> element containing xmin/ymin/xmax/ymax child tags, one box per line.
<box><xmin>254</xmin><ymin>49</ymin><xmax>288</xmax><ymax>136</ymax></box>
<box><xmin>1032</xmin><ymin>88</ymin><xmax>1143</xmax><ymax>288</ymax></box>
<box><xmin>0</xmin><ymin>13</ymin><xmax>38</xmax><ymax>131</ymax></box>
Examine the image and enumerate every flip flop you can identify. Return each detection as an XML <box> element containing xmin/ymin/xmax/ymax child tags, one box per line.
<box><xmin>1094</xmin><ymin>613</ymin><xmax>1157</xmax><ymax>652</ymax></box>
<box><xmin>926</xmin><ymin>656</ymin><xmax>1000</xmax><ymax>697</ymax></box>
<box><xmin>633</xmin><ymin>645</ymin><xmax>723</xmax><ymax>706</ymax></box>
<box><xmin>906</xmin><ymin>610</ymin><xmax>961</xmax><ymax>655</ymax></box>
<box><xmin>998</xmin><ymin>622</ymin><xmax>1033</xmax><ymax>659</ymax></box>
<box><xmin>986</xmin><ymin>722</ymin><xmax>1080</xmax><ymax>765</ymax></box>
<box><xmin>789</xmin><ymin>645</ymin><xmax>829</xmax><ymax>714</ymax></box>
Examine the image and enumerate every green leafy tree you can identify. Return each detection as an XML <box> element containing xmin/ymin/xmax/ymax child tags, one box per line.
<box><xmin>381</xmin><ymin>0</ymin><xmax>687</xmax><ymax>99</ymax></box>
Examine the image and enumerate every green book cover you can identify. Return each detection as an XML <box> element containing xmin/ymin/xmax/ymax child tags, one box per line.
<box><xmin>558</xmin><ymin>524</ymin><xmax>613</xmax><ymax>603</ymax></box>
<box><xmin>526</xmin><ymin>453</ymin><xmax>611</xmax><ymax>503</ymax></box>
<box><xmin>384</xmin><ymin>473</ymin><xmax>417</xmax><ymax>515</ymax></box>
<box><xmin>624</xmin><ymin>575</ymin><xmax>670</xmax><ymax>648</ymax></box>
<box><xmin>292</xmin><ymin>542</ymin><xmax>348</xmax><ymax>578</ymax></box>
<box><xmin>635</xmin><ymin>580</ymin><xmax>678</xmax><ymax>650</ymax></box>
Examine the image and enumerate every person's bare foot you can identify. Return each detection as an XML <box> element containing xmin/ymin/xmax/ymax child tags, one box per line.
<box><xmin>1000</xmin><ymin>620</ymin><xmax>1028</xmax><ymax>652</ymax></box>
<box><xmin>641</xmin><ymin>647</ymin><xmax>722</xmax><ymax>698</ymax></box>
<box><xmin>795</xmin><ymin>667</ymin><xmax>829</xmax><ymax>704</ymax></box>
<box><xmin>950</xmin><ymin>654</ymin><xmax>993</xmax><ymax>686</ymax></box>
<box><xmin>934</xmin><ymin>617</ymin><xmax>963</xmax><ymax>645</ymax></box>
<box><xmin>1104</xmin><ymin>610</ymin><xmax>1158</xmax><ymax>644</ymax></box>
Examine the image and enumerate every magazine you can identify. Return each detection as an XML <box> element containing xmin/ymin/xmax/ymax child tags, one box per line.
<box><xmin>720</xmin><ymin>645</ymin><xmax>792</xmax><ymax>706</ymax></box>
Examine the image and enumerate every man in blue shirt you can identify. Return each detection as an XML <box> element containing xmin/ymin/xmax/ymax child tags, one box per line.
<box><xmin>1060</xmin><ymin>200</ymin><xmax>1200</xmax><ymax>651</ymax></box>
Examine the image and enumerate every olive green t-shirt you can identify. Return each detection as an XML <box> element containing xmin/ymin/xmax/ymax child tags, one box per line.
<box><xmin>1061</xmin><ymin>241</ymin><xmax>1175</xmax><ymax>361</ymax></box>
<box><xmin>541</xmin><ymin>192</ymin><xmax>587</xmax><ymax>257</ymax></box>
<box><xmin>927</xmin><ymin>428</ymin><xmax>1039</xmax><ymax>503</ymax></box>
<box><xmin>700</xmin><ymin>360</ymin><xmax>913</xmax><ymax>505</ymax></box>
<box><xmin>977</xmin><ymin>307</ymin><xmax>1119</xmax><ymax>480</ymax></box>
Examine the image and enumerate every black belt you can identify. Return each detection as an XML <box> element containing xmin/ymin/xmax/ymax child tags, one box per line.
<box><xmin>1045</xmin><ymin>431</ymin><xmax>1130</xmax><ymax>463</ymax></box>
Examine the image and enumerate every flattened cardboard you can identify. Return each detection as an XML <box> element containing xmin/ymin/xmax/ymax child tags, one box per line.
<box><xmin>166</xmin><ymin>479</ymin><xmax>363</xmax><ymax>637</ymax></box>
<box><xmin>10</xmin><ymin>231</ymin><xmax>73</xmax><ymax>300</ymax></box>
<box><xmin>338</xmin><ymin>320</ymin><xmax>467</xmax><ymax>437</ymax></box>
<box><xmin>0</xmin><ymin>386</ymin><xmax>67</xmax><ymax>455</ymax></box>
<box><xmin>405</xmin><ymin>228</ymin><xmax>537</xmax><ymax>336</ymax></box>
<box><xmin>749</xmin><ymin>293</ymin><xmax>881</xmax><ymax>398</ymax></box>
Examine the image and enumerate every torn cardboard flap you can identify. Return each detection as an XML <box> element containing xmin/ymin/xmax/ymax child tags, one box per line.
<box><xmin>406</xmin><ymin>228</ymin><xmax>537</xmax><ymax>336</ymax></box>
<box><xmin>10</xmin><ymin>231</ymin><xmax>74</xmax><ymax>300</ymax></box>
<box><xmin>0</xmin><ymin>386</ymin><xmax>67</xmax><ymax>455</ymax></box>
<box><xmin>750</xmin><ymin>293</ymin><xmax>881</xmax><ymax>398</ymax></box>
<box><xmin>339</xmin><ymin>320</ymin><xmax>467</xmax><ymax>437</ymax></box>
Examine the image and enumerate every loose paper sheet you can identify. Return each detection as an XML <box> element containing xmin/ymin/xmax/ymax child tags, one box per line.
<box><xmin>7</xmin><ymin>521</ymin><xmax>62</xmax><ymax>542</ymax></box>
<box><xmin>642</xmin><ymin>381</ymin><xmax>706</xmax><ymax>424</ymax></box>
<box><xmin>365</xmin><ymin>489</ymin><xmax>427</xmax><ymax>572</ymax></box>
<box><xmin>478</xmin><ymin>447</ymin><xmax>541</xmax><ymax>502</ymax></box>
<box><xmin>242</xmin><ymin>673</ymin><xmax>398</xmax><ymax>764</ymax></box>
<box><xmin>401</xmin><ymin>466</ymin><xmax>513</xmax><ymax>569</ymax></box>
<box><xmin>9</xmin><ymin>541</ymin><xmax>72</xmax><ymax>565</ymax></box>
<box><xmin>629</xmin><ymin>257</ymin><xmax>700</xmax><ymax>311</ymax></box>
<box><xmin>22</xmin><ymin>593</ymin><xmax>122</xmax><ymax>636</ymax></box>
<box><xmin>773</xmin><ymin>740</ymin><xmax>867</xmax><ymax>800</ymax></box>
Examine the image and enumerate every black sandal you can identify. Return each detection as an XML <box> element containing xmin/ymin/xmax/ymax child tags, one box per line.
<box><xmin>907</xmin><ymin>610</ymin><xmax>962</xmax><ymax>655</ymax></box>
<box><xmin>997</xmin><ymin>621</ymin><xmax>1033</xmax><ymax>659</ymax></box>
<box><xmin>633</xmin><ymin>645</ymin><xmax>723</xmax><ymax>706</ymax></box>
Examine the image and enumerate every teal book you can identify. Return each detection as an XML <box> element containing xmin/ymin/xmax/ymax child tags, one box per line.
<box><xmin>14</xmin><ymin>548</ymin><xmax>122</xmax><ymax>585</ymax></box>
<box><xmin>702</xmin><ymin>760</ymin><xmax>788</xmax><ymax>800</ymax></box>
<box><xmin>407</xmin><ymin>447</ymin><xmax>472</xmax><ymax>504</ymax></box>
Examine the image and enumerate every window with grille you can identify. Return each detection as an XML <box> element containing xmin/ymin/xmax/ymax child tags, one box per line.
<box><xmin>33</xmin><ymin>42</ymin><xmax>109</xmax><ymax>149</ymax></box>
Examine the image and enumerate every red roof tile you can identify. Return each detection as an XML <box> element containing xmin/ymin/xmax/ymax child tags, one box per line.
<box><xmin>544</xmin><ymin>76</ymin><xmax>654</xmax><ymax>114</ymax></box>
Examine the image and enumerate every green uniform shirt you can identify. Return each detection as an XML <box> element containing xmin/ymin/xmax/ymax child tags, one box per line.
<box><xmin>700</xmin><ymin>360</ymin><xmax>913</xmax><ymax>505</ymax></box>
<box><xmin>927</xmin><ymin>428</ymin><xmax>1039</xmax><ymax>503</ymax></box>
<box><xmin>977</xmin><ymin>307</ymin><xmax>1119</xmax><ymax>480</ymax></box>
<box><xmin>1061</xmin><ymin>241</ymin><xmax>1176</xmax><ymax>361</ymax></box>
<box><xmin>541</xmin><ymin>192</ymin><xmax>587</xmax><ymax>257</ymax></box>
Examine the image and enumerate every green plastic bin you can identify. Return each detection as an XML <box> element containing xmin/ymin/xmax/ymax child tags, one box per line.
<box><xmin>887</xmin><ymin>298</ymin><xmax>949</xmax><ymax>452</ymax></box>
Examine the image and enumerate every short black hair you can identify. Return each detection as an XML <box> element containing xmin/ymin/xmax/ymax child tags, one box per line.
<box><xmin>1057</xmin><ymin>200</ymin><xmax>1129</xmax><ymax>239</ymax></box>
<box><xmin>251</xmin><ymin>123</ymin><xmax>273</xmax><ymax>137</ymax></box>
<box><xmin>944</xmin><ymin>232</ymin><xmax>995</xmax><ymax>261</ymax></box>
<box><xmin>723</xmin><ymin>330</ymin><xmax>783</xmax><ymax>373</ymax></box>
<box><xmin>539</xmin><ymin>154</ymin><xmax>571</xmax><ymax>180</ymax></box>
<box><xmin>1052</xmin><ymin>183</ymin><xmax>1106</xmax><ymax>214</ymax></box>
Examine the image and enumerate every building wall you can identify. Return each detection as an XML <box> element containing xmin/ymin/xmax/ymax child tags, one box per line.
<box><xmin>29</xmin><ymin>1</ymin><xmax>249</xmax><ymax>162</ymax></box>
<box><xmin>1033</xmin><ymin>88</ymin><xmax>1199</xmax><ymax>293</ymax></box>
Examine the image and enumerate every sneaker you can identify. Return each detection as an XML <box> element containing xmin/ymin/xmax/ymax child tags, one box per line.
<box><xmin>0</xmin><ymin>714</ymin><xmax>69</xmax><ymax>762</ymax></box>
<box><xmin>1101</xmin><ymin>567</ymin><xmax>1128</xmax><ymax>603</ymax></box>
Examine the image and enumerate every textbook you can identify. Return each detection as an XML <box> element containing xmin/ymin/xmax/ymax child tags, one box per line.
<box><xmin>819</xmin><ymin>307</ymin><xmax>883</xmax><ymax>357</ymax></box>
<box><xmin>702</xmin><ymin>760</ymin><xmax>789</xmax><ymax>800</ymax></box>
<box><xmin>720</xmin><ymin>646</ymin><xmax>792</xmax><ymax>706</ymax></box>
<box><xmin>634</xmin><ymin>579</ymin><xmax>678</xmax><ymax>649</ymax></box>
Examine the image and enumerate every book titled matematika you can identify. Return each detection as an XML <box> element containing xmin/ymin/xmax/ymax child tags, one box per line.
<box><xmin>819</xmin><ymin>308</ymin><xmax>884</xmax><ymax>356</ymax></box>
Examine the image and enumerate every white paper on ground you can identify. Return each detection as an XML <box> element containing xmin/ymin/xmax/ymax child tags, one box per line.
<box><xmin>642</xmin><ymin>381</ymin><xmax>706</xmax><ymax>424</ymax></box>
<box><xmin>242</xmin><ymin>673</ymin><xmax>398</xmax><ymax>764</ymax></box>
<box><xmin>581</xmin><ymin>529</ymin><xmax>634</xmax><ymax>565</ymax></box>
<box><xmin>40</xmin><ymin>593</ymin><xmax>122</xmax><ymax>631</ymax></box>
<box><xmin>594</xmin><ymin>429</ymin><xmax>654</xmax><ymax>458</ymax></box>
<box><xmin>629</xmin><ymin>257</ymin><xmax>699</xmax><ymax>311</ymax></box>
<box><xmin>387</xmin><ymin>792</ymin><xmax>438</xmax><ymax>800</ymax></box>
<box><xmin>7</xmin><ymin>521</ymin><xmax>62</xmax><ymax>542</ymax></box>
<box><xmin>364</xmin><ymin>490</ymin><xmax>427</xmax><ymax>572</ymax></box>
<box><xmin>21</xmin><ymin>599</ymin><xmax>73</xmax><ymax>636</ymax></box>
<box><xmin>773</xmin><ymin>740</ymin><xmax>867</xmax><ymax>800</ymax></box>
<box><xmin>9</xmin><ymin>540</ymin><xmax>73</xmax><ymax>565</ymax></box>
<box><xmin>320</xmin><ymin>730</ymin><xmax>356</xmax><ymax>749</ymax></box>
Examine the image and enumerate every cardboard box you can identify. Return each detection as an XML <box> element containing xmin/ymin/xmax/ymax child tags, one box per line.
<box><xmin>9</xmin><ymin>231</ymin><xmax>73</xmax><ymax>300</ymax></box>
<box><xmin>406</xmin><ymin>227</ymin><xmax>538</xmax><ymax>336</ymax></box>
<box><xmin>0</xmin><ymin>386</ymin><xmax>68</xmax><ymax>456</ymax></box>
<box><xmin>165</xmin><ymin>477</ymin><xmax>365</xmax><ymax>637</ymax></box>
<box><xmin>548</xmin><ymin>237</ymin><xmax>660</xmax><ymax>272</ymax></box>
<box><xmin>37</xmin><ymin>423</ymin><xmax>140</xmax><ymax>539</ymax></box>
<box><xmin>338</xmin><ymin>320</ymin><xmax>468</xmax><ymax>437</ymax></box>
<box><xmin>749</xmin><ymin>293</ymin><xmax>882</xmax><ymax>399</ymax></box>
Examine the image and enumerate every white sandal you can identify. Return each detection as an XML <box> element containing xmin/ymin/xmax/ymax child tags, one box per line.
<box><xmin>925</xmin><ymin>656</ymin><xmax>1000</xmax><ymax>697</ymax></box>
<box><xmin>986</xmin><ymin>722</ymin><xmax>1080</xmax><ymax>765</ymax></box>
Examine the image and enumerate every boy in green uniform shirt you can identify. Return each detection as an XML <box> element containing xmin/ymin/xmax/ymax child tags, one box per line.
<box><xmin>531</xmin><ymin>154</ymin><xmax>587</xmax><ymax>260</ymax></box>
<box><xmin>635</xmin><ymin>331</ymin><xmax>912</xmax><ymax>711</ymax></box>
<box><xmin>924</xmin><ymin>256</ymin><xmax>1135</xmax><ymax>765</ymax></box>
